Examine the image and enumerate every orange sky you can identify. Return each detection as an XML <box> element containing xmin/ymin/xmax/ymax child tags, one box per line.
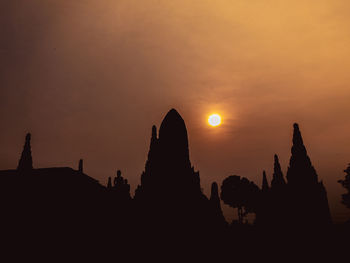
<box><xmin>1</xmin><ymin>0</ymin><xmax>350</xmax><ymax>222</ymax></box>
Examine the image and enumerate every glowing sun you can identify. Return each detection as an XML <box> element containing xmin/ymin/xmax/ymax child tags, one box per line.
<box><xmin>208</xmin><ymin>114</ymin><xmax>222</xmax><ymax>127</ymax></box>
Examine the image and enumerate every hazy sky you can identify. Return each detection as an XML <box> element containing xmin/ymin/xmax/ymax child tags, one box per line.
<box><xmin>1</xmin><ymin>0</ymin><xmax>350</xmax><ymax>222</ymax></box>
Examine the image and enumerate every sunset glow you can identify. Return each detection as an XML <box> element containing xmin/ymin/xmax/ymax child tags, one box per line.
<box><xmin>1</xmin><ymin>0</ymin><xmax>350</xmax><ymax>223</ymax></box>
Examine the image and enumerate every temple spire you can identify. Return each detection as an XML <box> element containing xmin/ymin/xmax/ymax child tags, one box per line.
<box><xmin>17</xmin><ymin>133</ymin><xmax>33</xmax><ymax>172</ymax></box>
<box><xmin>271</xmin><ymin>154</ymin><xmax>286</xmax><ymax>188</ymax></box>
<box><xmin>285</xmin><ymin>123</ymin><xmax>332</xmax><ymax>226</ymax></box>
<box><xmin>107</xmin><ymin>177</ymin><xmax>112</xmax><ymax>189</ymax></box>
<box><xmin>262</xmin><ymin>170</ymin><xmax>269</xmax><ymax>192</ymax></box>
<box><xmin>78</xmin><ymin>159</ymin><xmax>83</xmax><ymax>173</ymax></box>
<box><xmin>210</xmin><ymin>182</ymin><xmax>220</xmax><ymax>204</ymax></box>
<box><xmin>292</xmin><ymin>123</ymin><xmax>304</xmax><ymax>149</ymax></box>
<box><xmin>210</xmin><ymin>181</ymin><xmax>227</xmax><ymax>227</ymax></box>
<box><xmin>287</xmin><ymin>123</ymin><xmax>318</xmax><ymax>185</ymax></box>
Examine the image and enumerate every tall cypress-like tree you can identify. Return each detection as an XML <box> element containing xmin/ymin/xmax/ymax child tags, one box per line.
<box><xmin>17</xmin><ymin>133</ymin><xmax>33</xmax><ymax>172</ymax></box>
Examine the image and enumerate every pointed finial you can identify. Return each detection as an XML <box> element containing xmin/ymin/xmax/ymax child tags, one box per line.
<box><xmin>78</xmin><ymin>159</ymin><xmax>83</xmax><ymax>173</ymax></box>
<box><xmin>272</xmin><ymin>154</ymin><xmax>286</xmax><ymax>187</ymax></box>
<box><xmin>292</xmin><ymin>123</ymin><xmax>304</xmax><ymax>146</ymax></box>
<box><xmin>107</xmin><ymin>177</ymin><xmax>112</xmax><ymax>188</ymax></box>
<box><xmin>210</xmin><ymin>181</ymin><xmax>222</xmax><ymax>210</ymax></box>
<box><xmin>287</xmin><ymin>122</ymin><xmax>319</xmax><ymax>185</ymax></box>
<box><xmin>17</xmin><ymin>132</ymin><xmax>33</xmax><ymax>172</ymax></box>
<box><xmin>274</xmin><ymin>154</ymin><xmax>282</xmax><ymax>175</ymax></box>
<box><xmin>210</xmin><ymin>182</ymin><xmax>219</xmax><ymax>199</ymax></box>
<box><xmin>26</xmin><ymin>133</ymin><xmax>31</xmax><ymax>142</ymax></box>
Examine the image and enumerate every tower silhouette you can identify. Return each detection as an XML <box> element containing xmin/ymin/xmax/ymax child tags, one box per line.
<box><xmin>271</xmin><ymin>154</ymin><xmax>286</xmax><ymax>189</ymax></box>
<box><xmin>135</xmin><ymin>109</ymin><xmax>202</xmax><ymax>202</ymax></box>
<box><xmin>209</xmin><ymin>182</ymin><xmax>227</xmax><ymax>228</ymax></box>
<box><xmin>287</xmin><ymin>124</ymin><xmax>318</xmax><ymax>186</ymax></box>
<box><xmin>135</xmin><ymin>109</ymin><xmax>224</xmax><ymax>234</ymax></box>
<box><xmin>285</xmin><ymin>123</ymin><xmax>332</xmax><ymax>227</ymax></box>
<box><xmin>262</xmin><ymin>170</ymin><xmax>269</xmax><ymax>192</ymax></box>
<box><xmin>17</xmin><ymin>133</ymin><xmax>33</xmax><ymax>173</ymax></box>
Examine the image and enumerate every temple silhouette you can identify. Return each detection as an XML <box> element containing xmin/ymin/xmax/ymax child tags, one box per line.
<box><xmin>134</xmin><ymin>109</ymin><xmax>226</xmax><ymax>236</ymax></box>
<box><xmin>0</xmin><ymin>108</ymin><xmax>348</xmax><ymax>258</ymax></box>
<box><xmin>256</xmin><ymin>124</ymin><xmax>332</xmax><ymax>230</ymax></box>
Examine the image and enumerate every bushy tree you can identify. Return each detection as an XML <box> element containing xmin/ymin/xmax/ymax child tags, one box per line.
<box><xmin>338</xmin><ymin>164</ymin><xmax>350</xmax><ymax>209</ymax></box>
<box><xmin>220</xmin><ymin>175</ymin><xmax>260</xmax><ymax>224</ymax></box>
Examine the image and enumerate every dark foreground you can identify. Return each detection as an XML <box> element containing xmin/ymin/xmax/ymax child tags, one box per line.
<box><xmin>1</xmin><ymin>109</ymin><xmax>349</xmax><ymax>261</ymax></box>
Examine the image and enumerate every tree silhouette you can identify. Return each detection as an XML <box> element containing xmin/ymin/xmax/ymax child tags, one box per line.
<box><xmin>220</xmin><ymin>175</ymin><xmax>259</xmax><ymax>224</ymax></box>
<box><xmin>338</xmin><ymin>164</ymin><xmax>350</xmax><ymax>209</ymax></box>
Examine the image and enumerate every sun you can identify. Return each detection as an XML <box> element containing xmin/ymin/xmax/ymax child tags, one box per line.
<box><xmin>208</xmin><ymin>114</ymin><xmax>222</xmax><ymax>127</ymax></box>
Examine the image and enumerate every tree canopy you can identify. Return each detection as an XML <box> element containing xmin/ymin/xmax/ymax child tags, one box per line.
<box><xmin>338</xmin><ymin>164</ymin><xmax>350</xmax><ymax>209</ymax></box>
<box><xmin>220</xmin><ymin>175</ymin><xmax>260</xmax><ymax>224</ymax></box>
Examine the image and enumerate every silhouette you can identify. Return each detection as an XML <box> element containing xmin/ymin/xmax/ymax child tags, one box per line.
<box><xmin>78</xmin><ymin>159</ymin><xmax>83</xmax><ymax>173</ymax></box>
<box><xmin>209</xmin><ymin>182</ymin><xmax>228</xmax><ymax>228</ymax></box>
<box><xmin>262</xmin><ymin>170</ymin><xmax>269</xmax><ymax>192</ymax></box>
<box><xmin>271</xmin><ymin>154</ymin><xmax>286</xmax><ymax>188</ymax></box>
<box><xmin>221</xmin><ymin>175</ymin><xmax>259</xmax><ymax>224</ymax></box>
<box><xmin>17</xmin><ymin>133</ymin><xmax>33</xmax><ymax>173</ymax></box>
<box><xmin>285</xmin><ymin>123</ymin><xmax>332</xmax><ymax>228</ymax></box>
<box><xmin>268</xmin><ymin>154</ymin><xmax>288</xmax><ymax>227</ymax></box>
<box><xmin>0</xmin><ymin>133</ymin><xmax>109</xmax><ymax>251</ymax></box>
<box><xmin>134</xmin><ymin>109</ymin><xmax>224</xmax><ymax>237</ymax></box>
<box><xmin>107</xmin><ymin>170</ymin><xmax>131</xmax><ymax>201</ymax></box>
<box><xmin>257</xmin><ymin>124</ymin><xmax>332</xmax><ymax>230</ymax></box>
<box><xmin>255</xmin><ymin>170</ymin><xmax>273</xmax><ymax>226</ymax></box>
<box><xmin>0</xmin><ymin>109</ymin><xmax>348</xmax><ymax>259</ymax></box>
<box><xmin>135</xmin><ymin>110</ymin><xmax>202</xmax><ymax>201</ymax></box>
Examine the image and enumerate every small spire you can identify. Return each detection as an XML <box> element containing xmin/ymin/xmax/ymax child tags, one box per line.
<box><xmin>210</xmin><ymin>182</ymin><xmax>220</xmax><ymax>202</ymax></box>
<box><xmin>292</xmin><ymin>123</ymin><xmax>304</xmax><ymax>147</ymax></box>
<box><xmin>287</xmin><ymin>123</ymin><xmax>318</xmax><ymax>185</ymax></box>
<box><xmin>17</xmin><ymin>133</ymin><xmax>33</xmax><ymax>172</ymax></box>
<box><xmin>271</xmin><ymin>154</ymin><xmax>286</xmax><ymax>188</ymax></box>
<box><xmin>262</xmin><ymin>170</ymin><xmax>269</xmax><ymax>192</ymax></box>
<box><xmin>78</xmin><ymin>159</ymin><xmax>83</xmax><ymax>173</ymax></box>
<box><xmin>107</xmin><ymin>177</ymin><xmax>112</xmax><ymax>189</ymax></box>
<box><xmin>114</xmin><ymin>170</ymin><xmax>123</xmax><ymax>186</ymax></box>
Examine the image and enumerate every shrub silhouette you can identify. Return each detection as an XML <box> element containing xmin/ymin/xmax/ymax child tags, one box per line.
<box><xmin>338</xmin><ymin>164</ymin><xmax>350</xmax><ymax>209</ymax></box>
<box><xmin>220</xmin><ymin>175</ymin><xmax>260</xmax><ymax>224</ymax></box>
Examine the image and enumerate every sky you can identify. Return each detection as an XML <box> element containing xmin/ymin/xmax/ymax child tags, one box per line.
<box><xmin>1</xmin><ymin>0</ymin><xmax>350</xmax><ymax>222</ymax></box>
